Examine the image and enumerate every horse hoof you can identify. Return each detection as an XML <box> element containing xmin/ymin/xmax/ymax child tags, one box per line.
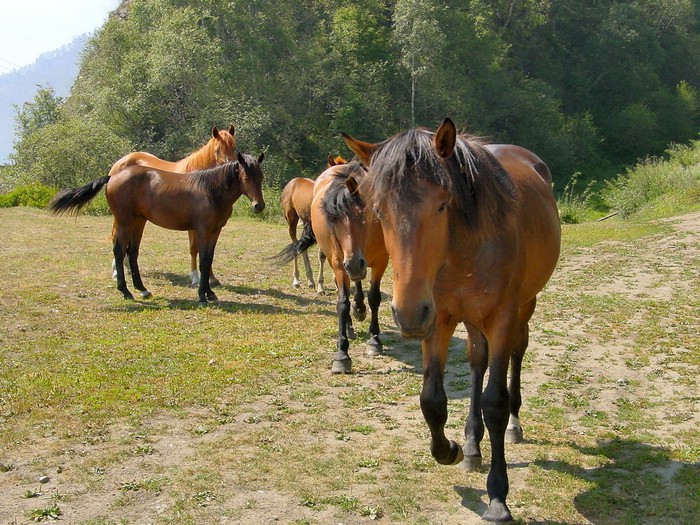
<box><xmin>505</xmin><ymin>426</ymin><xmax>523</xmax><ymax>444</ymax></box>
<box><xmin>209</xmin><ymin>278</ymin><xmax>221</xmax><ymax>288</ymax></box>
<box><xmin>347</xmin><ymin>326</ymin><xmax>357</xmax><ymax>340</ymax></box>
<box><xmin>365</xmin><ymin>340</ymin><xmax>383</xmax><ymax>356</ymax></box>
<box><xmin>123</xmin><ymin>292</ymin><xmax>135</xmax><ymax>301</ymax></box>
<box><xmin>331</xmin><ymin>359</ymin><xmax>352</xmax><ymax>374</ymax></box>
<box><xmin>482</xmin><ymin>499</ymin><xmax>513</xmax><ymax>522</ymax></box>
<box><xmin>190</xmin><ymin>271</ymin><xmax>200</xmax><ymax>287</ymax></box>
<box><xmin>293</xmin><ymin>281</ymin><xmax>301</xmax><ymax>289</ymax></box>
<box><xmin>460</xmin><ymin>454</ymin><xmax>482</xmax><ymax>472</ymax></box>
<box><xmin>307</xmin><ymin>281</ymin><xmax>315</xmax><ymax>289</ymax></box>
<box><xmin>140</xmin><ymin>290</ymin><xmax>152</xmax><ymax>299</ymax></box>
<box><xmin>352</xmin><ymin>306</ymin><xmax>367</xmax><ymax>322</ymax></box>
<box><xmin>207</xmin><ymin>292</ymin><xmax>219</xmax><ymax>302</ymax></box>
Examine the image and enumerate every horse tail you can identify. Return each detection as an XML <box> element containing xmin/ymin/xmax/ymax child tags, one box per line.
<box><xmin>48</xmin><ymin>176</ymin><xmax>110</xmax><ymax>215</ymax></box>
<box><xmin>271</xmin><ymin>220</ymin><xmax>317</xmax><ymax>265</ymax></box>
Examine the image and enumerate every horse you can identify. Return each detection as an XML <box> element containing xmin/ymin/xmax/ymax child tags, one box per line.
<box><xmin>109</xmin><ymin>125</ymin><xmax>237</xmax><ymax>287</ymax></box>
<box><xmin>343</xmin><ymin>118</ymin><xmax>560</xmax><ymax>522</ymax></box>
<box><xmin>280</xmin><ymin>155</ymin><xmax>346</xmax><ymax>292</ymax></box>
<box><xmin>49</xmin><ymin>152</ymin><xmax>265</xmax><ymax>306</ymax></box>
<box><xmin>274</xmin><ymin>160</ymin><xmax>389</xmax><ymax>373</ymax></box>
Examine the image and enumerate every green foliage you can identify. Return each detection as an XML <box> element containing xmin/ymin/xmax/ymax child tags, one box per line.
<box><xmin>12</xmin><ymin>116</ymin><xmax>132</xmax><ymax>190</ymax></box>
<box><xmin>604</xmin><ymin>141</ymin><xmax>700</xmax><ymax>217</ymax></box>
<box><xmin>0</xmin><ymin>184</ymin><xmax>56</xmax><ymax>209</ymax></box>
<box><xmin>556</xmin><ymin>172</ymin><xmax>598</xmax><ymax>224</ymax></box>
<box><xmin>7</xmin><ymin>0</ymin><xmax>700</xmax><ymax>211</ymax></box>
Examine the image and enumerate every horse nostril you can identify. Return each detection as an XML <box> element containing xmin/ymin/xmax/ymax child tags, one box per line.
<box><xmin>253</xmin><ymin>201</ymin><xmax>265</xmax><ymax>213</ymax></box>
<box><xmin>420</xmin><ymin>302</ymin><xmax>434</xmax><ymax>327</ymax></box>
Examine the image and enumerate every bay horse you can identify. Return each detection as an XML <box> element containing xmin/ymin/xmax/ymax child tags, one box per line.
<box><xmin>343</xmin><ymin>118</ymin><xmax>560</xmax><ymax>521</ymax></box>
<box><xmin>49</xmin><ymin>152</ymin><xmax>265</xmax><ymax>306</ymax></box>
<box><xmin>275</xmin><ymin>160</ymin><xmax>389</xmax><ymax>373</ymax></box>
<box><xmin>109</xmin><ymin>125</ymin><xmax>237</xmax><ymax>287</ymax></box>
<box><xmin>280</xmin><ymin>155</ymin><xmax>346</xmax><ymax>292</ymax></box>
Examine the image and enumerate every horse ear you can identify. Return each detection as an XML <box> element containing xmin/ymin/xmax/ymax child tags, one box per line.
<box><xmin>228</xmin><ymin>125</ymin><xmax>235</xmax><ymax>136</ymax></box>
<box><xmin>237</xmin><ymin>152</ymin><xmax>247</xmax><ymax>166</ymax></box>
<box><xmin>434</xmin><ymin>118</ymin><xmax>456</xmax><ymax>158</ymax></box>
<box><xmin>327</xmin><ymin>155</ymin><xmax>336</xmax><ymax>167</ymax></box>
<box><xmin>346</xmin><ymin>175</ymin><xmax>359</xmax><ymax>195</ymax></box>
<box><xmin>212</xmin><ymin>126</ymin><xmax>220</xmax><ymax>139</ymax></box>
<box><xmin>342</xmin><ymin>133</ymin><xmax>378</xmax><ymax>165</ymax></box>
<box><xmin>257</xmin><ymin>152</ymin><xmax>264</xmax><ymax>163</ymax></box>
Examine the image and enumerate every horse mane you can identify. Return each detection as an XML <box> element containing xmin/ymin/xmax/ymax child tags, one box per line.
<box><xmin>321</xmin><ymin>161</ymin><xmax>366</xmax><ymax>223</ymax></box>
<box><xmin>189</xmin><ymin>161</ymin><xmax>239</xmax><ymax>195</ymax></box>
<box><xmin>363</xmin><ymin>128</ymin><xmax>516</xmax><ymax>236</ymax></box>
<box><xmin>184</xmin><ymin>129</ymin><xmax>235</xmax><ymax>171</ymax></box>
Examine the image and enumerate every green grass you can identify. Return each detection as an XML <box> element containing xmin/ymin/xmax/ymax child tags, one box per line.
<box><xmin>1</xmin><ymin>206</ymin><xmax>699</xmax><ymax>524</ymax></box>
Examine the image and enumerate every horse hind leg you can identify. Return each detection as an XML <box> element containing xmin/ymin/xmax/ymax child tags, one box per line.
<box><xmin>113</xmin><ymin>228</ymin><xmax>134</xmax><ymax>301</ymax></box>
<box><xmin>301</xmin><ymin>250</ymin><xmax>315</xmax><ymax>288</ymax></box>
<box><xmin>463</xmin><ymin>324</ymin><xmax>487</xmax><ymax>472</ymax></box>
<box><xmin>316</xmin><ymin>251</ymin><xmax>326</xmax><ymax>294</ymax></box>
<box><xmin>505</xmin><ymin>301</ymin><xmax>536</xmax><ymax>445</ymax></box>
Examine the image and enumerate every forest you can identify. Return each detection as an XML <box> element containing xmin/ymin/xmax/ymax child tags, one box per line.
<box><xmin>6</xmin><ymin>0</ymin><xmax>700</xmax><ymax>197</ymax></box>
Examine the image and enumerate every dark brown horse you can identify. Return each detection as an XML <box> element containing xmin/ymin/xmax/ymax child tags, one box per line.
<box><xmin>109</xmin><ymin>125</ymin><xmax>237</xmax><ymax>286</ymax></box>
<box><xmin>280</xmin><ymin>155</ymin><xmax>346</xmax><ymax>291</ymax></box>
<box><xmin>49</xmin><ymin>152</ymin><xmax>265</xmax><ymax>306</ymax></box>
<box><xmin>275</xmin><ymin>160</ymin><xmax>389</xmax><ymax>373</ymax></box>
<box><xmin>343</xmin><ymin>118</ymin><xmax>560</xmax><ymax>521</ymax></box>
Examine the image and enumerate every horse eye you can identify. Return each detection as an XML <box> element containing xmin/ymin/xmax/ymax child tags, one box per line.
<box><xmin>438</xmin><ymin>201</ymin><xmax>449</xmax><ymax>213</ymax></box>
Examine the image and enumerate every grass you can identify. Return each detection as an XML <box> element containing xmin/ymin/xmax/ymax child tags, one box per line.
<box><xmin>0</xmin><ymin>206</ymin><xmax>699</xmax><ymax>524</ymax></box>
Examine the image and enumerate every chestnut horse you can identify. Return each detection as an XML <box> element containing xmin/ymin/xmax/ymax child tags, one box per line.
<box><xmin>280</xmin><ymin>155</ymin><xmax>346</xmax><ymax>292</ymax></box>
<box><xmin>49</xmin><ymin>152</ymin><xmax>265</xmax><ymax>306</ymax></box>
<box><xmin>275</xmin><ymin>160</ymin><xmax>389</xmax><ymax>373</ymax></box>
<box><xmin>109</xmin><ymin>125</ymin><xmax>237</xmax><ymax>286</ymax></box>
<box><xmin>343</xmin><ymin>118</ymin><xmax>560</xmax><ymax>521</ymax></box>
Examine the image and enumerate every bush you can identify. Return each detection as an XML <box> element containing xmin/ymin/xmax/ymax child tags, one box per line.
<box><xmin>0</xmin><ymin>183</ymin><xmax>56</xmax><ymax>208</ymax></box>
<box><xmin>556</xmin><ymin>172</ymin><xmax>598</xmax><ymax>224</ymax></box>
<box><xmin>604</xmin><ymin>141</ymin><xmax>700</xmax><ymax>218</ymax></box>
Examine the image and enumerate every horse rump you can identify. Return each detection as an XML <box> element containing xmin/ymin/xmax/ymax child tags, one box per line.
<box><xmin>48</xmin><ymin>176</ymin><xmax>110</xmax><ymax>215</ymax></box>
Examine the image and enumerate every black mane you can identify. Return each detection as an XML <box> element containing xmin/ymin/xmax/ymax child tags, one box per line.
<box><xmin>190</xmin><ymin>161</ymin><xmax>239</xmax><ymax>194</ymax></box>
<box><xmin>321</xmin><ymin>161</ymin><xmax>366</xmax><ymax>223</ymax></box>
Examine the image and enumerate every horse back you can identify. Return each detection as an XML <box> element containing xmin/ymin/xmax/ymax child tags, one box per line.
<box><xmin>108</xmin><ymin>152</ymin><xmax>180</xmax><ymax>177</ymax></box>
<box><xmin>489</xmin><ymin>145</ymin><xmax>560</xmax><ymax>301</ymax></box>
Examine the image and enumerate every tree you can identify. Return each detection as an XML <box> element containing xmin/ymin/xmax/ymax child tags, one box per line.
<box><xmin>393</xmin><ymin>0</ymin><xmax>445</xmax><ymax>126</ymax></box>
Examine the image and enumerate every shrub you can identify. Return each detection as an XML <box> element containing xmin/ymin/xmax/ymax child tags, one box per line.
<box><xmin>0</xmin><ymin>183</ymin><xmax>56</xmax><ymax>208</ymax></box>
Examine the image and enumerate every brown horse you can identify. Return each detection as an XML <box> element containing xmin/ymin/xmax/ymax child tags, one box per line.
<box><xmin>280</xmin><ymin>155</ymin><xmax>346</xmax><ymax>291</ymax></box>
<box><xmin>109</xmin><ymin>125</ymin><xmax>237</xmax><ymax>286</ymax></box>
<box><xmin>343</xmin><ymin>118</ymin><xmax>560</xmax><ymax>522</ymax></box>
<box><xmin>275</xmin><ymin>160</ymin><xmax>389</xmax><ymax>373</ymax></box>
<box><xmin>49</xmin><ymin>152</ymin><xmax>265</xmax><ymax>306</ymax></box>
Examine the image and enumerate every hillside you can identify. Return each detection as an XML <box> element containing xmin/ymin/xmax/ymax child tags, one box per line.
<box><xmin>0</xmin><ymin>34</ymin><xmax>89</xmax><ymax>163</ymax></box>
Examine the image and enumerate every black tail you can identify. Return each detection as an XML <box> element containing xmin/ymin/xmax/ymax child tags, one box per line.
<box><xmin>271</xmin><ymin>220</ymin><xmax>317</xmax><ymax>265</ymax></box>
<box><xmin>48</xmin><ymin>176</ymin><xmax>110</xmax><ymax>215</ymax></box>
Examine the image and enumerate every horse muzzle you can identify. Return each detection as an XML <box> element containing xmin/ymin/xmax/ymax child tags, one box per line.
<box><xmin>252</xmin><ymin>200</ymin><xmax>265</xmax><ymax>213</ymax></box>
<box><xmin>391</xmin><ymin>300</ymin><xmax>436</xmax><ymax>340</ymax></box>
<box><xmin>344</xmin><ymin>256</ymin><xmax>367</xmax><ymax>282</ymax></box>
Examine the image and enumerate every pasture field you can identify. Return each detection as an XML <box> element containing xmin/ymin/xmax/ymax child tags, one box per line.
<box><xmin>0</xmin><ymin>206</ymin><xmax>698</xmax><ymax>525</ymax></box>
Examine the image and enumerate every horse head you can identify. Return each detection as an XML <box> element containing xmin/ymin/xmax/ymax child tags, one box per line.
<box><xmin>237</xmin><ymin>152</ymin><xmax>266</xmax><ymax>214</ymax></box>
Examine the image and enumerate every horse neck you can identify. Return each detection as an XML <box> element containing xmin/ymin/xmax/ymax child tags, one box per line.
<box><xmin>182</xmin><ymin>140</ymin><xmax>218</xmax><ymax>172</ymax></box>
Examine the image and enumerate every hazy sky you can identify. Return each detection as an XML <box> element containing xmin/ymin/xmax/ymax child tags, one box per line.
<box><xmin>0</xmin><ymin>0</ymin><xmax>120</xmax><ymax>74</ymax></box>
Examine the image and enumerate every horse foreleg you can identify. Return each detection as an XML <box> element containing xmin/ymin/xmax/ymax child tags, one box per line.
<box><xmin>197</xmin><ymin>232</ymin><xmax>220</xmax><ymax>306</ymax></box>
<box><xmin>113</xmin><ymin>229</ymin><xmax>134</xmax><ymax>301</ymax></box>
<box><xmin>190</xmin><ymin>230</ymin><xmax>220</xmax><ymax>288</ymax></box>
<box><xmin>463</xmin><ymin>323</ymin><xmax>487</xmax><ymax>471</ymax></box>
<box><xmin>331</xmin><ymin>271</ymin><xmax>352</xmax><ymax>374</ymax></box>
<box><xmin>352</xmin><ymin>280</ymin><xmax>367</xmax><ymax>322</ymax></box>
<box><xmin>365</xmin><ymin>276</ymin><xmax>383</xmax><ymax>356</ymax></box>
<box><xmin>420</xmin><ymin>316</ymin><xmax>462</xmax><ymax>466</ymax></box>
<box><xmin>126</xmin><ymin>219</ymin><xmax>151</xmax><ymax>299</ymax></box>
